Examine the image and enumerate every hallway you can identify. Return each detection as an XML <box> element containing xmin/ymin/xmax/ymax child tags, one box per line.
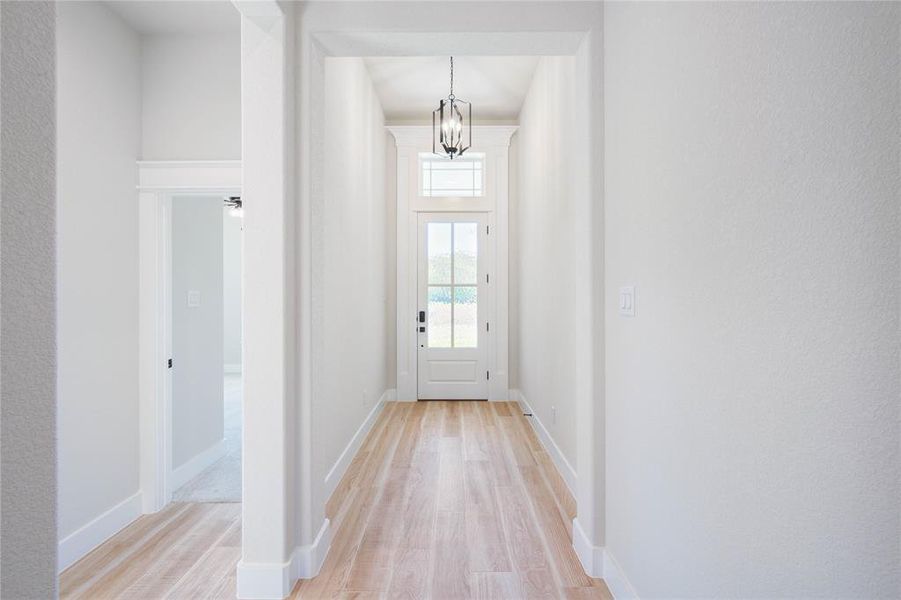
<box><xmin>60</xmin><ymin>401</ymin><xmax>611</xmax><ymax>599</ymax></box>
<box><xmin>295</xmin><ymin>401</ymin><xmax>609</xmax><ymax>599</ymax></box>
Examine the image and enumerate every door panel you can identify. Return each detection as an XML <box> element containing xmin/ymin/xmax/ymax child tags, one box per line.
<box><xmin>417</xmin><ymin>213</ymin><xmax>488</xmax><ymax>400</ymax></box>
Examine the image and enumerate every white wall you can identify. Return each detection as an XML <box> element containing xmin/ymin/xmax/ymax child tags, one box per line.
<box><xmin>223</xmin><ymin>208</ymin><xmax>242</xmax><ymax>371</ymax></box>
<box><xmin>604</xmin><ymin>2</ymin><xmax>900</xmax><ymax>596</ymax></box>
<box><xmin>56</xmin><ymin>0</ymin><xmax>142</xmax><ymax>548</ymax></box>
<box><xmin>514</xmin><ymin>56</ymin><xmax>586</xmax><ymax>470</ymax></box>
<box><xmin>141</xmin><ymin>33</ymin><xmax>240</xmax><ymax>160</ymax></box>
<box><xmin>312</xmin><ymin>57</ymin><xmax>389</xmax><ymax>529</ymax></box>
<box><xmin>172</xmin><ymin>196</ymin><xmax>225</xmax><ymax>469</ymax></box>
<box><xmin>0</xmin><ymin>2</ymin><xmax>58</xmax><ymax>596</ymax></box>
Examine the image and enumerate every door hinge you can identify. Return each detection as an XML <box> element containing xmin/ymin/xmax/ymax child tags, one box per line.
<box><xmin>486</xmin><ymin>321</ymin><xmax>490</xmax><ymax>332</ymax></box>
<box><xmin>486</xmin><ymin>225</ymin><xmax>490</xmax><ymax>235</ymax></box>
<box><xmin>168</xmin><ymin>358</ymin><xmax>173</xmax><ymax>369</ymax></box>
<box><xmin>487</xmin><ymin>370</ymin><xmax>490</xmax><ymax>380</ymax></box>
<box><xmin>486</xmin><ymin>273</ymin><xmax>490</xmax><ymax>284</ymax></box>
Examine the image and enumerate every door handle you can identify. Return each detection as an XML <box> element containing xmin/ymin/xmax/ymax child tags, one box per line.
<box><xmin>418</xmin><ymin>310</ymin><xmax>425</xmax><ymax>323</ymax></box>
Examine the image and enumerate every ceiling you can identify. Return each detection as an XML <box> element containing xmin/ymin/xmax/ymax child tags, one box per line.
<box><xmin>363</xmin><ymin>56</ymin><xmax>540</xmax><ymax>123</ymax></box>
<box><xmin>105</xmin><ymin>1</ymin><xmax>240</xmax><ymax>35</ymax></box>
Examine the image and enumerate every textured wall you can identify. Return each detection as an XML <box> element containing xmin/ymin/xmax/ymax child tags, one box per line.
<box><xmin>605</xmin><ymin>2</ymin><xmax>901</xmax><ymax>596</ymax></box>
<box><xmin>57</xmin><ymin>0</ymin><xmax>142</xmax><ymax>544</ymax></box>
<box><xmin>141</xmin><ymin>33</ymin><xmax>241</xmax><ymax>160</ymax></box>
<box><xmin>515</xmin><ymin>56</ymin><xmax>585</xmax><ymax>469</ymax></box>
<box><xmin>311</xmin><ymin>57</ymin><xmax>389</xmax><ymax>531</ymax></box>
<box><xmin>0</xmin><ymin>2</ymin><xmax>58</xmax><ymax>597</ymax></box>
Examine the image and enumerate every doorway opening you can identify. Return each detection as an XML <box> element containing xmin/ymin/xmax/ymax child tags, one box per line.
<box><xmin>169</xmin><ymin>195</ymin><xmax>243</xmax><ymax>503</ymax></box>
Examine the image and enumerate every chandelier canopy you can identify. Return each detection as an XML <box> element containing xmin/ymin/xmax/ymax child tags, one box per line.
<box><xmin>433</xmin><ymin>56</ymin><xmax>471</xmax><ymax>160</ymax></box>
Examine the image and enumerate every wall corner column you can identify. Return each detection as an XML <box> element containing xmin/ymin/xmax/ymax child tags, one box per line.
<box><xmin>235</xmin><ymin>1</ymin><xmax>298</xmax><ymax>598</ymax></box>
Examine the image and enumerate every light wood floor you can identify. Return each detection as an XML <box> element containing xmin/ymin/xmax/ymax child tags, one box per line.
<box><xmin>61</xmin><ymin>401</ymin><xmax>611</xmax><ymax>599</ymax></box>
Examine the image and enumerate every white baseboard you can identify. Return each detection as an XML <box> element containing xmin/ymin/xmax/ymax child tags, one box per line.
<box><xmin>224</xmin><ymin>363</ymin><xmax>242</xmax><ymax>374</ymax></box>
<box><xmin>603</xmin><ymin>549</ymin><xmax>639</xmax><ymax>600</ymax></box>
<box><xmin>236</xmin><ymin>556</ymin><xmax>294</xmax><ymax>600</ymax></box>
<box><xmin>572</xmin><ymin>517</ymin><xmax>603</xmax><ymax>577</ymax></box>
<box><xmin>236</xmin><ymin>519</ymin><xmax>332</xmax><ymax>599</ymax></box>
<box><xmin>510</xmin><ymin>389</ymin><xmax>578</xmax><ymax>495</ymax></box>
<box><xmin>323</xmin><ymin>389</ymin><xmax>390</xmax><ymax>501</ymax></box>
<box><xmin>294</xmin><ymin>518</ymin><xmax>332</xmax><ymax>579</ymax></box>
<box><xmin>571</xmin><ymin>518</ymin><xmax>638</xmax><ymax>600</ymax></box>
<box><xmin>58</xmin><ymin>491</ymin><xmax>143</xmax><ymax>572</ymax></box>
<box><xmin>171</xmin><ymin>438</ymin><xmax>227</xmax><ymax>491</ymax></box>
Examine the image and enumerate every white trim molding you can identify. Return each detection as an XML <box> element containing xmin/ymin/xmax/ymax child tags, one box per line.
<box><xmin>236</xmin><ymin>557</ymin><xmax>294</xmax><ymax>600</ymax></box>
<box><xmin>236</xmin><ymin>519</ymin><xmax>332</xmax><ymax>600</ymax></box>
<box><xmin>294</xmin><ymin>519</ymin><xmax>333</xmax><ymax>580</ymax></box>
<box><xmin>58</xmin><ymin>491</ymin><xmax>143</xmax><ymax>573</ymax></box>
<box><xmin>603</xmin><ymin>550</ymin><xmax>639</xmax><ymax>600</ymax></box>
<box><xmin>572</xmin><ymin>517</ymin><xmax>603</xmax><ymax>578</ymax></box>
<box><xmin>171</xmin><ymin>438</ymin><xmax>227</xmax><ymax>492</ymax></box>
<box><xmin>137</xmin><ymin>160</ymin><xmax>242</xmax><ymax>192</ymax></box>
<box><xmin>512</xmin><ymin>389</ymin><xmax>577</xmax><ymax>494</ymax></box>
<box><xmin>137</xmin><ymin>160</ymin><xmax>241</xmax><ymax>515</ymax></box>
<box><xmin>323</xmin><ymin>389</ymin><xmax>391</xmax><ymax>501</ymax></box>
<box><xmin>224</xmin><ymin>363</ymin><xmax>243</xmax><ymax>374</ymax></box>
<box><xmin>572</xmin><ymin>519</ymin><xmax>639</xmax><ymax>599</ymax></box>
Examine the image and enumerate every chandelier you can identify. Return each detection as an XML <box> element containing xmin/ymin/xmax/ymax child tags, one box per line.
<box><xmin>433</xmin><ymin>56</ymin><xmax>471</xmax><ymax>160</ymax></box>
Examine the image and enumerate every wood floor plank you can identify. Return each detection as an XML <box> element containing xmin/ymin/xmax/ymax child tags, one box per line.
<box><xmin>60</xmin><ymin>502</ymin><xmax>192</xmax><ymax>599</ymax></box>
<box><xmin>386</xmin><ymin>545</ymin><xmax>431</xmax><ymax>599</ymax></box>
<box><xmin>494</xmin><ymin>484</ymin><xmax>549</xmax><ymax>573</ymax></box>
<box><xmin>430</xmin><ymin>511</ymin><xmax>472</xmax><ymax>599</ymax></box>
<box><xmin>562</xmin><ymin>583</ymin><xmax>615</xmax><ymax>600</ymax></box>
<box><xmin>121</xmin><ymin>503</ymin><xmax>240</xmax><ymax>599</ymax></box>
<box><xmin>520</xmin><ymin>568</ymin><xmax>558</xmax><ymax>599</ymax></box>
<box><xmin>437</xmin><ymin>436</ymin><xmax>465</xmax><ymax>512</ymax></box>
<box><xmin>472</xmin><ymin>572</ymin><xmax>523</xmax><ymax>599</ymax></box>
<box><xmin>68</xmin><ymin>503</ymin><xmax>210</xmax><ymax>599</ymax></box>
<box><xmin>519</xmin><ymin>466</ymin><xmax>591</xmax><ymax>588</ymax></box>
<box><xmin>465</xmin><ymin>511</ymin><xmax>511</xmax><ymax>573</ymax></box>
<box><xmin>62</xmin><ymin>400</ymin><xmax>600</xmax><ymax>600</ymax></box>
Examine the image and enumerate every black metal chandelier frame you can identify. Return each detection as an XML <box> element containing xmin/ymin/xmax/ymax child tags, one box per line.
<box><xmin>432</xmin><ymin>56</ymin><xmax>471</xmax><ymax>160</ymax></box>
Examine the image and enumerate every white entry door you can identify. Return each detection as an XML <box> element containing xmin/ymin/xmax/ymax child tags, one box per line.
<box><xmin>417</xmin><ymin>212</ymin><xmax>488</xmax><ymax>400</ymax></box>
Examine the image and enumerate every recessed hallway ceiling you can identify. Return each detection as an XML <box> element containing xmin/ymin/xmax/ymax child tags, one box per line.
<box><xmin>364</xmin><ymin>56</ymin><xmax>540</xmax><ymax>123</ymax></box>
<box><xmin>105</xmin><ymin>1</ymin><xmax>239</xmax><ymax>35</ymax></box>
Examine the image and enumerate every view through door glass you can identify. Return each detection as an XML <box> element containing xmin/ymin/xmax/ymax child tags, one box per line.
<box><xmin>427</xmin><ymin>222</ymin><xmax>478</xmax><ymax>349</ymax></box>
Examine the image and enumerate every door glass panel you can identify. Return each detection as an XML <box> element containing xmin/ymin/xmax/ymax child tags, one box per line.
<box><xmin>453</xmin><ymin>223</ymin><xmax>478</xmax><ymax>284</ymax></box>
<box><xmin>453</xmin><ymin>286</ymin><xmax>478</xmax><ymax>348</ymax></box>
<box><xmin>427</xmin><ymin>223</ymin><xmax>452</xmax><ymax>284</ymax></box>
<box><xmin>427</xmin><ymin>286</ymin><xmax>452</xmax><ymax>348</ymax></box>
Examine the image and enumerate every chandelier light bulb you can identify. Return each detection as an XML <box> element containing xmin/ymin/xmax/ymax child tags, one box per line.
<box><xmin>432</xmin><ymin>56</ymin><xmax>471</xmax><ymax>160</ymax></box>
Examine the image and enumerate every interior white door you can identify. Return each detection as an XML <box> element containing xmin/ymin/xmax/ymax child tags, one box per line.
<box><xmin>417</xmin><ymin>212</ymin><xmax>488</xmax><ymax>400</ymax></box>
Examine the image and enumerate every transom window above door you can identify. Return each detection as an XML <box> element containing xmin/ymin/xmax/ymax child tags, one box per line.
<box><xmin>420</xmin><ymin>152</ymin><xmax>485</xmax><ymax>197</ymax></box>
<box><xmin>427</xmin><ymin>221</ymin><xmax>479</xmax><ymax>348</ymax></box>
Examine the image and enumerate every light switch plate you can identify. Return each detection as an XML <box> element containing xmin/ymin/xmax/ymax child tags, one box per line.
<box><xmin>187</xmin><ymin>290</ymin><xmax>201</xmax><ymax>308</ymax></box>
<box><xmin>619</xmin><ymin>286</ymin><xmax>635</xmax><ymax>317</ymax></box>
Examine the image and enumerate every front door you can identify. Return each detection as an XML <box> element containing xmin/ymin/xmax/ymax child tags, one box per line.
<box><xmin>417</xmin><ymin>212</ymin><xmax>488</xmax><ymax>400</ymax></box>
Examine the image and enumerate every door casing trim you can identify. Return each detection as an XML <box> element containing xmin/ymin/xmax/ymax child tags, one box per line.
<box><xmin>137</xmin><ymin>159</ymin><xmax>241</xmax><ymax>513</ymax></box>
<box><xmin>389</xmin><ymin>126</ymin><xmax>515</xmax><ymax>401</ymax></box>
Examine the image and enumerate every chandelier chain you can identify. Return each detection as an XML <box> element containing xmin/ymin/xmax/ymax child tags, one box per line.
<box><xmin>449</xmin><ymin>56</ymin><xmax>455</xmax><ymax>100</ymax></box>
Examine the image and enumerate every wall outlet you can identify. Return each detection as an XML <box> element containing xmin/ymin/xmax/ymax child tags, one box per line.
<box><xmin>187</xmin><ymin>290</ymin><xmax>201</xmax><ymax>308</ymax></box>
<box><xmin>619</xmin><ymin>286</ymin><xmax>635</xmax><ymax>317</ymax></box>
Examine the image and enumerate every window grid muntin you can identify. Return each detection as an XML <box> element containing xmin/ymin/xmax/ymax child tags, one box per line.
<box><xmin>427</xmin><ymin>221</ymin><xmax>478</xmax><ymax>348</ymax></box>
<box><xmin>420</xmin><ymin>153</ymin><xmax>485</xmax><ymax>197</ymax></box>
